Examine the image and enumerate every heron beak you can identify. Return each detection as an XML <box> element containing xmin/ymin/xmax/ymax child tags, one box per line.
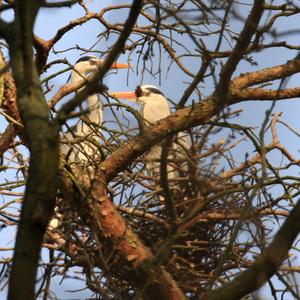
<box><xmin>111</xmin><ymin>62</ymin><xmax>130</xmax><ymax>69</ymax></box>
<box><xmin>96</xmin><ymin>60</ymin><xmax>129</xmax><ymax>69</ymax></box>
<box><xmin>109</xmin><ymin>91</ymin><xmax>136</xmax><ymax>100</ymax></box>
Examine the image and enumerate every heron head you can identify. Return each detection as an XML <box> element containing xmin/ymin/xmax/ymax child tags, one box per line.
<box><xmin>74</xmin><ymin>56</ymin><xmax>129</xmax><ymax>74</ymax></box>
<box><xmin>71</xmin><ymin>56</ymin><xmax>129</xmax><ymax>84</ymax></box>
<box><xmin>110</xmin><ymin>85</ymin><xmax>166</xmax><ymax>104</ymax></box>
<box><xmin>135</xmin><ymin>85</ymin><xmax>165</xmax><ymax>100</ymax></box>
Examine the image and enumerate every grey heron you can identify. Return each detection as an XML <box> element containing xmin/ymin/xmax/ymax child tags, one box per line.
<box><xmin>61</xmin><ymin>56</ymin><xmax>129</xmax><ymax>165</ymax></box>
<box><xmin>111</xmin><ymin>85</ymin><xmax>191</xmax><ymax>179</ymax></box>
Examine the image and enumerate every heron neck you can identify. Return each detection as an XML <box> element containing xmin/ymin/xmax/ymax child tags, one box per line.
<box><xmin>71</xmin><ymin>71</ymin><xmax>87</xmax><ymax>84</ymax></box>
<box><xmin>86</xmin><ymin>94</ymin><xmax>103</xmax><ymax>125</ymax></box>
<box><xmin>71</xmin><ymin>69</ymin><xmax>103</xmax><ymax>128</ymax></box>
<box><xmin>78</xmin><ymin>95</ymin><xmax>102</xmax><ymax>135</ymax></box>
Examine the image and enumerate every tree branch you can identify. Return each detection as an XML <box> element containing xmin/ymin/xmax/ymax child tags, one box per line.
<box><xmin>217</xmin><ymin>0</ymin><xmax>265</xmax><ymax>101</ymax></box>
<box><xmin>204</xmin><ymin>199</ymin><xmax>300</xmax><ymax>300</ymax></box>
<box><xmin>8</xmin><ymin>2</ymin><xmax>60</xmax><ymax>299</ymax></box>
<box><xmin>232</xmin><ymin>54</ymin><xmax>300</xmax><ymax>88</ymax></box>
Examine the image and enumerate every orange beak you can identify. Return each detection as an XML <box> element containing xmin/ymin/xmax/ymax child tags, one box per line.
<box><xmin>111</xmin><ymin>62</ymin><xmax>130</xmax><ymax>69</ymax></box>
<box><xmin>110</xmin><ymin>91</ymin><xmax>137</xmax><ymax>100</ymax></box>
<box><xmin>96</xmin><ymin>60</ymin><xmax>130</xmax><ymax>69</ymax></box>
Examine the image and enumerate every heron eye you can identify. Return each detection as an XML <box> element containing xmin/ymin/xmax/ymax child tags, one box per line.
<box><xmin>89</xmin><ymin>59</ymin><xmax>99</xmax><ymax>65</ymax></box>
<box><xmin>135</xmin><ymin>85</ymin><xmax>143</xmax><ymax>97</ymax></box>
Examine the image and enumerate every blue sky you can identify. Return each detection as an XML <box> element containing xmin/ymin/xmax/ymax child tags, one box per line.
<box><xmin>1</xmin><ymin>1</ymin><xmax>300</xmax><ymax>299</ymax></box>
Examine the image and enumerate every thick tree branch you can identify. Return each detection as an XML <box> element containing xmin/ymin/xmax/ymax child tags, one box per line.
<box><xmin>89</xmin><ymin>187</ymin><xmax>186</xmax><ymax>300</ymax></box>
<box><xmin>217</xmin><ymin>0</ymin><xmax>264</xmax><ymax>100</ymax></box>
<box><xmin>204</xmin><ymin>200</ymin><xmax>300</xmax><ymax>300</ymax></box>
<box><xmin>8</xmin><ymin>1</ymin><xmax>60</xmax><ymax>299</ymax></box>
<box><xmin>232</xmin><ymin>54</ymin><xmax>300</xmax><ymax>88</ymax></box>
<box><xmin>233</xmin><ymin>86</ymin><xmax>300</xmax><ymax>100</ymax></box>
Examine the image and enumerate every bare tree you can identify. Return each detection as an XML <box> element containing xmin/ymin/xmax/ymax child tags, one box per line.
<box><xmin>1</xmin><ymin>1</ymin><xmax>300</xmax><ymax>299</ymax></box>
